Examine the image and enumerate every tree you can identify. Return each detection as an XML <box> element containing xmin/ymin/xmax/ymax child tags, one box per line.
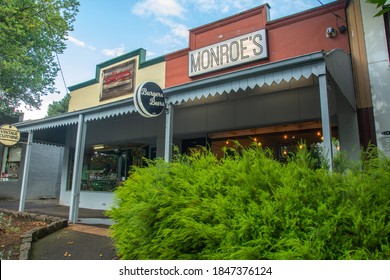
<box><xmin>0</xmin><ymin>103</ymin><xmax>22</xmax><ymax>124</ymax></box>
<box><xmin>0</xmin><ymin>0</ymin><xmax>79</xmax><ymax>113</ymax></box>
<box><xmin>46</xmin><ymin>93</ymin><xmax>70</xmax><ymax>117</ymax></box>
<box><xmin>366</xmin><ymin>0</ymin><xmax>390</xmax><ymax>16</ymax></box>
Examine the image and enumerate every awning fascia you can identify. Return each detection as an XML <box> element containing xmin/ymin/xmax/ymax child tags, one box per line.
<box><xmin>164</xmin><ymin>51</ymin><xmax>327</xmax><ymax>105</ymax></box>
<box><xmin>324</xmin><ymin>49</ymin><xmax>357</xmax><ymax>110</ymax></box>
<box><xmin>15</xmin><ymin>97</ymin><xmax>137</xmax><ymax>132</ymax></box>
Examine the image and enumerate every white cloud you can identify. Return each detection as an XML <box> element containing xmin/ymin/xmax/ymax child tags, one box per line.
<box><xmin>187</xmin><ymin>0</ymin><xmax>257</xmax><ymax>14</ymax></box>
<box><xmin>146</xmin><ymin>50</ymin><xmax>156</xmax><ymax>58</ymax></box>
<box><xmin>184</xmin><ymin>0</ymin><xmax>327</xmax><ymax>20</ymax></box>
<box><xmin>132</xmin><ymin>0</ymin><xmax>184</xmax><ymax>18</ymax></box>
<box><xmin>157</xmin><ymin>18</ymin><xmax>188</xmax><ymax>39</ymax></box>
<box><xmin>102</xmin><ymin>46</ymin><xmax>126</xmax><ymax>57</ymax></box>
<box><xmin>66</xmin><ymin>35</ymin><xmax>96</xmax><ymax>51</ymax></box>
<box><xmin>153</xmin><ymin>34</ymin><xmax>184</xmax><ymax>49</ymax></box>
<box><xmin>132</xmin><ymin>0</ymin><xmax>189</xmax><ymax>52</ymax></box>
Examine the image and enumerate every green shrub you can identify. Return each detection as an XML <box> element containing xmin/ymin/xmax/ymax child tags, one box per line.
<box><xmin>107</xmin><ymin>144</ymin><xmax>390</xmax><ymax>260</ymax></box>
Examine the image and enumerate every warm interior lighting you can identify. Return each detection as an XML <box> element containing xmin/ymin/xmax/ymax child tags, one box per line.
<box><xmin>93</xmin><ymin>144</ymin><xmax>105</xmax><ymax>150</ymax></box>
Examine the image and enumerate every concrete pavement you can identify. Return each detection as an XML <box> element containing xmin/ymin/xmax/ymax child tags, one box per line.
<box><xmin>0</xmin><ymin>198</ymin><xmax>119</xmax><ymax>260</ymax></box>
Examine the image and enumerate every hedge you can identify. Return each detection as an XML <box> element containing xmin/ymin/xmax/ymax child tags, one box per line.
<box><xmin>107</xmin><ymin>144</ymin><xmax>390</xmax><ymax>260</ymax></box>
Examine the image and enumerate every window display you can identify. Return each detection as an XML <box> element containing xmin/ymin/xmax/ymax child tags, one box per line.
<box><xmin>1</xmin><ymin>145</ymin><xmax>22</xmax><ymax>181</ymax></box>
<box><xmin>67</xmin><ymin>145</ymin><xmax>149</xmax><ymax>192</ymax></box>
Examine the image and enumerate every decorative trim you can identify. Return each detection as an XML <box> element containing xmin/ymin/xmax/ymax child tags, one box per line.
<box><xmin>165</xmin><ymin>51</ymin><xmax>326</xmax><ymax>105</ymax></box>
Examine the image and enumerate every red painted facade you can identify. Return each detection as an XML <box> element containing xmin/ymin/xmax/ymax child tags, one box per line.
<box><xmin>165</xmin><ymin>1</ymin><xmax>349</xmax><ymax>88</ymax></box>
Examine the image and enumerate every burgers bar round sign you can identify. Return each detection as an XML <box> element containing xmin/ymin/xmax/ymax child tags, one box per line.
<box><xmin>134</xmin><ymin>82</ymin><xmax>165</xmax><ymax>118</ymax></box>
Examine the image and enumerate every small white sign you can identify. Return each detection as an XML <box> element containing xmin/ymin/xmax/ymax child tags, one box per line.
<box><xmin>189</xmin><ymin>29</ymin><xmax>268</xmax><ymax>77</ymax></box>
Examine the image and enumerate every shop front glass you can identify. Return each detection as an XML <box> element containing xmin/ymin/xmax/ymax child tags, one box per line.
<box><xmin>0</xmin><ymin>145</ymin><xmax>22</xmax><ymax>181</ymax></box>
<box><xmin>67</xmin><ymin>144</ymin><xmax>151</xmax><ymax>192</ymax></box>
<box><xmin>207</xmin><ymin>122</ymin><xmax>338</xmax><ymax>160</ymax></box>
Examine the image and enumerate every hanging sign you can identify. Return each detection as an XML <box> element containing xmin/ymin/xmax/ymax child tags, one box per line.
<box><xmin>134</xmin><ymin>82</ymin><xmax>165</xmax><ymax>118</ymax></box>
<box><xmin>100</xmin><ymin>60</ymin><xmax>136</xmax><ymax>101</ymax></box>
<box><xmin>189</xmin><ymin>29</ymin><xmax>268</xmax><ymax>77</ymax></box>
<box><xmin>0</xmin><ymin>124</ymin><xmax>20</xmax><ymax>146</ymax></box>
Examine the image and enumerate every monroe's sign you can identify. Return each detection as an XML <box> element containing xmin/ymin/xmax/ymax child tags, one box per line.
<box><xmin>189</xmin><ymin>29</ymin><xmax>268</xmax><ymax>77</ymax></box>
<box><xmin>100</xmin><ymin>60</ymin><xmax>135</xmax><ymax>101</ymax></box>
<box><xmin>0</xmin><ymin>124</ymin><xmax>20</xmax><ymax>146</ymax></box>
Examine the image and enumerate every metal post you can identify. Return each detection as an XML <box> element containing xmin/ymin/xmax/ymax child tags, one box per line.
<box><xmin>164</xmin><ymin>103</ymin><xmax>174</xmax><ymax>162</ymax></box>
<box><xmin>319</xmin><ymin>73</ymin><xmax>333</xmax><ymax>171</ymax></box>
<box><xmin>19</xmin><ymin>131</ymin><xmax>33</xmax><ymax>212</ymax></box>
<box><xmin>69</xmin><ymin>114</ymin><xmax>87</xmax><ymax>223</ymax></box>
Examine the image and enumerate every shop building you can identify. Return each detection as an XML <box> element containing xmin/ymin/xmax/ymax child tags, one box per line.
<box><xmin>1</xmin><ymin>116</ymin><xmax>63</xmax><ymax>200</ymax></box>
<box><xmin>12</xmin><ymin>1</ymin><xmax>360</xmax><ymax>221</ymax></box>
<box><xmin>346</xmin><ymin>0</ymin><xmax>390</xmax><ymax>156</ymax></box>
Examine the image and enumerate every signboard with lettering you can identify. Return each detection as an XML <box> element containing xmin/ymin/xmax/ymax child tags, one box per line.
<box><xmin>100</xmin><ymin>60</ymin><xmax>136</xmax><ymax>101</ymax></box>
<box><xmin>188</xmin><ymin>29</ymin><xmax>268</xmax><ymax>77</ymax></box>
<box><xmin>0</xmin><ymin>124</ymin><xmax>20</xmax><ymax>146</ymax></box>
<box><xmin>134</xmin><ymin>82</ymin><xmax>165</xmax><ymax>118</ymax></box>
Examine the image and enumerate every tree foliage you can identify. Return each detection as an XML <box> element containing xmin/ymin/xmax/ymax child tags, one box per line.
<box><xmin>366</xmin><ymin>0</ymin><xmax>390</xmax><ymax>16</ymax></box>
<box><xmin>0</xmin><ymin>0</ymin><xmax>79</xmax><ymax>111</ymax></box>
<box><xmin>46</xmin><ymin>93</ymin><xmax>70</xmax><ymax>117</ymax></box>
<box><xmin>108</xmin><ymin>144</ymin><xmax>390</xmax><ymax>260</ymax></box>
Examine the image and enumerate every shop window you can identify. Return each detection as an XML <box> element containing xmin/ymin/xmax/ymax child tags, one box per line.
<box><xmin>1</xmin><ymin>145</ymin><xmax>22</xmax><ymax>181</ymax></box>
<box><xmin>67</xmin><ymin>146</ymin><xmax>149</xmax><ymax>192</ymax></box>
<box><xmin>182</xmin><ymin>137</ymin><xmax>208</xmax><ymax>155</ymax></box>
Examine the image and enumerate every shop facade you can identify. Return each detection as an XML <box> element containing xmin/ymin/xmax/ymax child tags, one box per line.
<box><xmin>346</xmin><ymin>0</ymin><xmax>390</xmax><ymax>156</ymax></box>
<box><xmin>14</xmin><ymin>1</ymin><xmax>360</xmax><ymax>221</ymax></box>
<box><xmin>1</xmin><ymin>116</ymin><xmax>63</xmax><ymax>201</ymax></box>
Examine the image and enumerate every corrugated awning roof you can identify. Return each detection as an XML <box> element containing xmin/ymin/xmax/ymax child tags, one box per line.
<box><xmin>15</xmin><ymin>98</ymin><xmax>137</xmax><ymax>132</ymax></box>
<box><xmin>164</xmin><ymin>51</ymin><xmax>327</xmax><ymax>104</ymax></box>
<box><xmin>14</xmin><ymin>49</ymin><xmax>355</xmax><ymax>146</ymax></box>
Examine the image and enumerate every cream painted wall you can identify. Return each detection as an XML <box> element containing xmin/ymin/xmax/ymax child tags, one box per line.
<box><xmin>68</xmin><ymin>55</ymin><xmax>166</xmax><ymax>112</ymax></box>
<box><xmin>360</xmin><ymin>0</ymin><xmax>390</xmax><ymax>156</ymax></box>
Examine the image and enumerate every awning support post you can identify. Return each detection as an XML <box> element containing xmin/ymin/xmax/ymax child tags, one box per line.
<box><xmin>319</xmin><ymin>73</ymin><xmax>333</xmax><ymax>171</ymax></box>
<box><xmin>18</xmin><ymin>131</ymin><xmax>33</xmax><ymax>212</ymax></box>
<box><xmin>69</xmin><ymin>114</ymin><xmax>87</xmax><ymax>223</ymax></box>
<box><xmin>164</xmin><ymin>102</ymin><xmax>174</xmax><ymax>162</ymax></box>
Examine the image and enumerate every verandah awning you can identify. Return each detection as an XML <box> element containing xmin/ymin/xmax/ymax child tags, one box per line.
<box><xmin>164</xmin><ymin>49</ymin><xmax>355</xmax><ymax>109</ymax></box>
<box><xmin>14</xmin><ymin>49</ymin><xmax>355</xmax><ymax>146</ymax></box>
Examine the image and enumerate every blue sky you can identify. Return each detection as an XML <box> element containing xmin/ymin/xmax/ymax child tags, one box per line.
<box><xmin>22</xmin><ymin>0</ymin><xmax>335</xmax><ymax>120</ymax></box>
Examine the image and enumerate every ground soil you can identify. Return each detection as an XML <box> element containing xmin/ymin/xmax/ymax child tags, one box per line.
<box><xmin>0</xmin><ymin>211</ymin><xmax>48</xmax><ymax>260</ymax></box>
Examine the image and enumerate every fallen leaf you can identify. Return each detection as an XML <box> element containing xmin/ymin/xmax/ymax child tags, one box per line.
<box><xmin>64</xmin><ymin>252</ymin><xmax>72</xmax><ymax>257</ymax></box>
<box><xmin>99</xmin><ymin>253</ymin><xmax>103</xmax><ymax>257</ymax></box>
<box><xmin>67</xmin><ymin>241</ymin><xmax>75</xmax><ymax>245</ymax></box>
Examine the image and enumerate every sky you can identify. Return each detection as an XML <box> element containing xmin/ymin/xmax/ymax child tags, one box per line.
<box><xmin>21</xmin><ymin>0</ymin><xmax>335</xmax><ymax>120</ymax></box>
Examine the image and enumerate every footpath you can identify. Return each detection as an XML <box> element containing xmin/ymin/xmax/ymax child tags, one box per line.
<box><xmin>0</xmin><ymin>199</ymin><xmax>118</xmax><ymax>260</ymax></box>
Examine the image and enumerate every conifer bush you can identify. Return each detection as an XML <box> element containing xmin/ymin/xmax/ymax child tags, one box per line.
<box><xmin>107</xmin><ymin>144</ymin><xmax>390</xmax><ymax>260</ymax></box>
